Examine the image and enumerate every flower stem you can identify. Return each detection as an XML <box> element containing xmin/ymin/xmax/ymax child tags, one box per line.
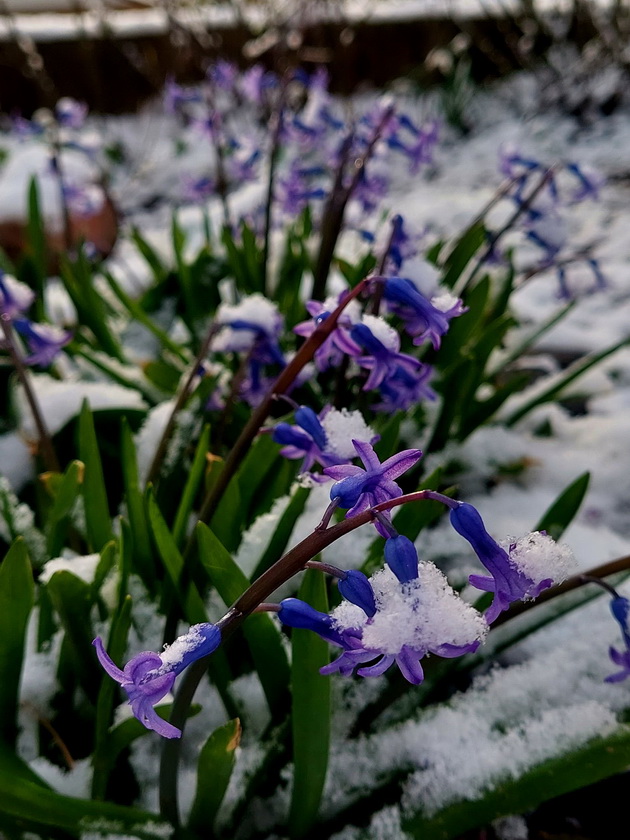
<box><xmin>0</xmin><ymin>314</ymin><xmax>60</xmax><ymax>472</ymax></box>
<box><xmin>145</xmin><ymin>321</ymin><xmax>218</xmax><ymax>487</ymax></box>
<box><xmin>312</xmin><ymin>105</ymin><xmax>395</xmax><ymax>301</ymax></box>
<box><xmin>187</xmin><ymin>276</ymin><xmax>373</xmax><ymax>547</ymax></box>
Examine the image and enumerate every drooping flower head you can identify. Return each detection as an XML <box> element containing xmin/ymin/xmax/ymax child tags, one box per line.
<box><xmin>380</xmin><ymin>276</ymin><xmax>466</xmax><ymax>349</ymax></box>
<box><xmin>279</xmin><ymin>542</ymin><xmax>486</xmax><ymax>686</ymax></box>
<box><xmin>13</xmin><ymin>319</ymin><xmax>72</xmax><ymax>367</ymax></box>
<box><xmin>450</xmin><ymin>502</ymin><xmax>574</xmax><ymax>623</ymax></box>
<box><xmin>93</xmin><ymin>623</ymin><xmax>221</xmax><ymax>738</ymax></box>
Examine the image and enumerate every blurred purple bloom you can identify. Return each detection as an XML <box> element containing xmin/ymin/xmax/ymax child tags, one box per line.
<box><xmin>293</xmin><ymin>295</ymin><xmax>362</xmax><ymax>372</ymax></box>
<box><xmin>381</xmin><ymin>276</ymin><xmax>466</xmax><ymax>349</ymax></box>
<box><xmin>350</xmin><ymin>317</ymin><xmax>425</xmax><ymax>392</ymax></box>
<box><xmin>55</xmin><ymin>97</ymin><xmax>88</xmax><ymax>130</ymax></box>
<box><xmin>372</xmin><ymin>362</ymin><xmax>435</xmax><ymax>413</ymax></box>
<box><xmin>14</xmin><ymin>319</ymin><xmax>72</xmax><ymax>367</ymax></box>
<box><xmin>606</xmin><ymin>597</ymin><xmax>630</xmax><ymax>683</ymax></box>
<box><xmin>0</xmin><ymin>273</ymin><xmax>34</xmax><ymax>319</ymax></box>
<box><xmin>182</xmin><ymin>175</ymin><xmax>215</xmax><ymax>203</ymax></box>
<box><xmin>93</xmin><ymin>623</ymin><xmax>221</xmax><ymax>738</ymax></box>
<box><xmin>164</xmin><ymin>78</ymin><xmax>202</xmax><ymax>114</ymax></box>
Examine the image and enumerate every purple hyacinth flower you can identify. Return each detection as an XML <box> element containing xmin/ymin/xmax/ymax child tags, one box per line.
<box><xmin>273</xmin><ymin>405</ymin><xmax>378</xmax><ymax>480</ymax></box>
<box><xmin>380</xmin><ymin>276</ymin><xmax>466</xmax><ymax>349</ymax></box>
<box><xmin>371</xmin><ymin>361</ymin><xmax>435</xmax><ymax>413</ymax></box>
<box><xmin>13</xmin><ymin>319</ymin><xmax>72</xmax><ymax>367</ymax></box>
<box><xmin>324</xmin><ymin>440</ymin><xmax>422</xmax><ymax>537</ymax></box>
<box><xmin>350</xmin><ymin>315</ymin><xmax>425</xmax><ymax>392</ymax></box>
<box><xmin>293</xmin><ymin>295</ymin><xmax>362</xmax><ymax>372</ymax></box>
<box><xmin>0</xmin><ymin>273</ymin><xmax>35</xmax><ymax>319</ymax></box>
<box><xmin>321</xmin><ymin>561</ymin><xmax>487</xmax><ymax>685</ymax></box>
<box><xmin>93</xmin><ymin>623</ymin><xmax>221</xmax><ymax>738</ymax></box>
<box><xmin>450</xmin><ymin>502</ymin><xmax>573</xmax><ymax>624</ymax></box>
<box><xmin>605</xmin><ymin>597</ymin><xmax>630</xmax><ymax>683</ymax></box>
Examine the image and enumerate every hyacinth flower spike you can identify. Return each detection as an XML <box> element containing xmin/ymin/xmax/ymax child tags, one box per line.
<box><xmin>278</xmin><ymin>537</ymin><xmax>487</xmax><ymax>686</ymax></box>
<box><xmin>449</xmin><ymin>502</ymin><xmax>573</xmax><ymax>624</ymax></box>
<box><xmin>93</xmin><ymin>623</ymin><xmax>221</xmax><ymax>738</ymax></box>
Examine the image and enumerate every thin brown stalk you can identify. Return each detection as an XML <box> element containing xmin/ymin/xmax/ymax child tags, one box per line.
<box><xmin>0</xmin><ymin>314</ymin><xmax>60</xmax><ymax>473</ymax></box>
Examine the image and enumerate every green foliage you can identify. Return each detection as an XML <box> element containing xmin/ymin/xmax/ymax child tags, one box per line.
<box><xmin>289</xmin><ymin>569</ymin><xmax>331</xmax><ymax>838</ymax></box>
<box><xmin>0</xmin><ymin>539</ymin><xmax>34</xmax><ymax>747</ymax></box>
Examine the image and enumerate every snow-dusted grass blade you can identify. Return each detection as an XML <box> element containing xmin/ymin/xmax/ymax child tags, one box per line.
<box><xmin>196</xmin><ymin>522</ymin><xmax>290</xmax><ymax>718</ymax></box>
<box><xmin>402</xmin><ymin>726</ymin><xmax>630</xmax><ymax>840</ymax></box>
<box><xmin>505</xmin><ymin>336</ymin><xmax>630</xmax><ymax>426</ymax></box>
<box><xmin>187</xmin><ymin>718</ymin><xmax>241</xmax><ymax>834</ymax></box>
<box><xmin>172</xmin><ymin>423</ymin><xmax>211</xmax><ymax>548</ymax></box>
<box><xmin>289</xmin><ymin>568</ymin><xmax>331</xmax><ymax>839</ymax></box>
<box><xmin>79</xmin><ymin>402</ymin><xmax>114</xmax><ymax>552</ymax></box>
<box><xmin>0</xmin><ymin>761</ymin><xmax>172</xmax><ymax>840</ymax></box>
<box><xmin>104</xmin><ymin>271</ymin><xmax>189</xmax><ymax>365</ymax></box>
<box><xmin>43</xmin><ymin>459</ymin><xmax>84</xmax><ymax>557</ymax></box>
<box><xmin>0</xmin><ymin>539</ymin><xmax>34</xmax><ymax>748</ymax></box>
<box><xmin>534</xmin><ymin>471</ymin><xmax>590</xmax><ymax>540</ymax></box>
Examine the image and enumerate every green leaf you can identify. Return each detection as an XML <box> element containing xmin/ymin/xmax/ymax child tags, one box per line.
<box><xmin>440</xmin><ymin>222</ymin><xmax>485</xmax><ymax>289</ymax></box>
<box><xmin>26</xmin><ymin>178</ymin><xmax>46</xmax><ymax>319</ymax></box>
<box><xmin>288</xmin><ymin>568</ymin><xmax>331</xmax><ymax>838</ymax></box>
<box><xmin>132</xmin><ymin>227</ymin><xmax>168</xmax><ymax>282</ymax></box>
<box><xmin>60</xmin><ymin>251</ymin><xmax>125</xmax><ymax>362</ymax></box>
<box><xmin>120</xmin><ymin>419</ymin><xmax>154</xmax><ymax>587</ymax></box>
<box><xmin>403</xmin><ymin>727</ymin><xmax>630</xmax><ymax>840</ymax></box>
<box><xmin>91</xmin><ymin>593</ymin><xmax>133</xmax><ymax>800</ymax></box>
<box><xmin>46</xmin><ymin>570</ymin><xmax>100</xmax><ymax>701</ymax></box>
<box><xmin>187</xmin><ymin>718</ymin><xmax>242</xmax><ymax>834</ymax></box>
<box><xmin>196</xmin><ymin>522</ymin><xmax>290</xmax><ymax>718</ymax></box>
<box><xmin>147</xmin><ymin>491</ymin><xmax>207</xmax><ymax>625</ymax></box>
<box><xmin>0</xmin><ymin>539</ymin><xmax>34</xmax><ymax>747</ymax></box>
<box><xmin>79</xmin><ymin>401</ymin><xmax>114</xmax><ymax>552</ymax></box>
<box><xmin>0</xmin><ymin>760</ymin><xmax>172</xmax><ymax>839</ymax></box>
<box><xmin>210</xmin><ymin>468</ymin><xmax>243</xmax><ymax>554</ymax></box>
<box><xmin>534</xmin><ymin>472</ymin><xmax>590</xmax><ymax>541</ymax></box>
<box><xmin>172</xmin><ymin>424</ymin><xmax>211</xmax><ymax>547</ymax></box>
<box><xmin>44</xmin><ymin>460</ymin><xmax>84</xmax><ymax>557</ymax></box>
